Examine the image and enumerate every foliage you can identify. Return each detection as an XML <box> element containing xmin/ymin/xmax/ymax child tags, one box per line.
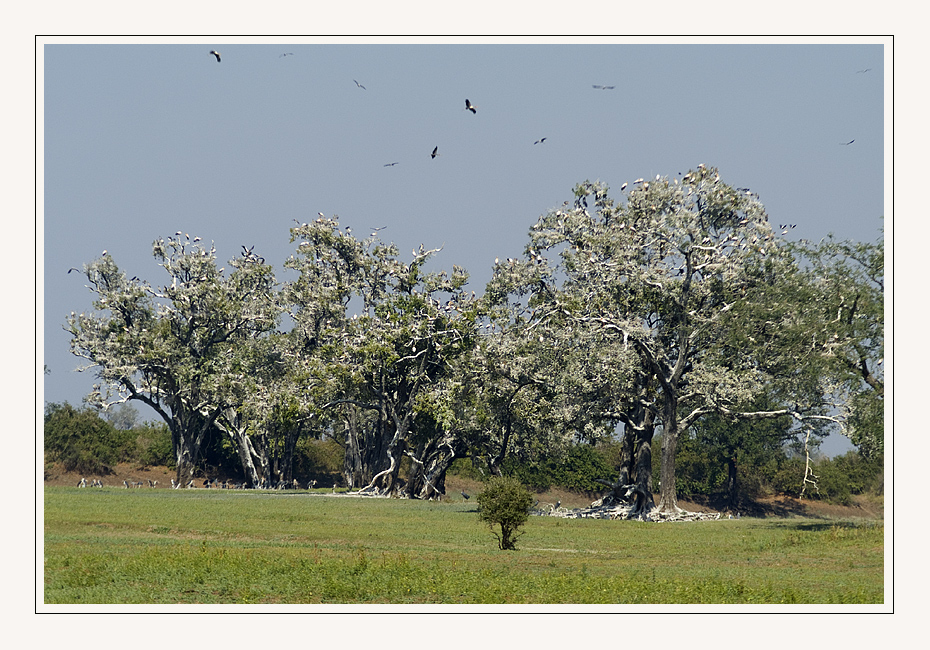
<box><xmin>503</xmin><ymin>443</ymin><xmax>614</xmax><ymax>492</ymax></box>
<box><xmin>44</xmin><ymin>402</ymin><xmax>173</xmax><ymax>473</ymax></box>
<box><xmin>476</xmin><ymin>477</ymin><xmax>535</xmax><ymax>550</ymax></box>
<box><xmin>792</xmin><ymin>231</ymin><xmax>884</xmax><ymax>458</ymax></box>
<box><xmin>44</xmin><ymin>402</ymin><xmax>121</xmax><ymax>474</ymax></box>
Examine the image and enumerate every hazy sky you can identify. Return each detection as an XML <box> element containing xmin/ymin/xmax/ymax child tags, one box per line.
<box><xmin>41</xmin><ymin>39</ymin><xmax>886</xmax><ymax>456</ymax></box>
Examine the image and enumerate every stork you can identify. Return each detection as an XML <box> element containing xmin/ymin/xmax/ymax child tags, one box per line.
<box><xmin>353</xmin><ymin>79</ymin><xmax>366</xmax><ymax>90</ymax></box>
<box><xmin>78</xmin><ymin>477</ymin><xmax>87</xmax><ymax>488</ymax></box>
<box><xmin>465</xmin><ymin>99</ymin><xmax>477</xmax><ymax>114</ymax></box>
<box><xmin>209</xmin><ymin>50</ymin><xmax>221</xmax><ymax>62</ymax></box>
<box><xmin>431</xmin><ymin>146</ymin><xmax>440</xmax><ymax>159</ymax></box>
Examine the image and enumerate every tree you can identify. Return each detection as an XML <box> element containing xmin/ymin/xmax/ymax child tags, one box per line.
<box><xmin>793</xmin><ymin>231</ymin><xmax>884</xmax><ymax>458</ymax></box>
<box><xmin>44</xmin><ymin>402</ymin><xmax>120</xmax><ymax>475</ymax></box>
<box><xmin>496</xmin><ymin>169</ymin><xmax>833</xmax><ymax>515</ymax></box>
<box><xmin>66</xmin><ymin>236</ymin><xmax>279</xmax><ymax>484</ymax></box>
<box><xmin>285</xmin><ymin>219</ymin><xmax>478</xmax><ymax>496</ymax></box>
<box><xmin>476</xmin><ymin>476</ymin><xmax>534</xmax><ymax>550</ymax></box>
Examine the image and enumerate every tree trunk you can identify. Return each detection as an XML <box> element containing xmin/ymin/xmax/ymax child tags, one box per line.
<box><xmin>725</xmin><ymin>455</ymin><xmax>738</xmax><ymax>509</ymax></box>
<box><xmin>656</xmin><ymin>423</ymin><xmax>681</xmax><ymax>514</ymax></box>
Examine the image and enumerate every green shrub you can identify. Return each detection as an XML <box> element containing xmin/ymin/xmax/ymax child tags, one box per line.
<box><xmin>501</xmin><ymin>443</ymin><xmax>614</xmax><ymax>493</ymax></box>
<box><xmin>476</xmin><ymin>476</ymin><xmax>535</xmax><ymax>551</ymax></box>
<box><xmin>44</xmin><ymin>402</ymin><xmax>120</xmax><ymax>475</ymax></box>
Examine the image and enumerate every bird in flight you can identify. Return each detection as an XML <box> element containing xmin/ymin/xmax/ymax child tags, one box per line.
<box><xmin>840</xmin><ymin>140</ymin><xmax>855</xmax><ymax>145</ymax></box>
<box><xmin>592</xmin><ymin>85</ymin><xmax>615</xmax><ymax>90</ymax></box>
<box><xmin>856</xmin><ymin>68</ymin><xmax>872</xmax><ymax>73</ymax></box>
<box><xmin>279</xmin><ymin>52</ymin><xmax>294</xmax><ymax>58</ymax></box>
<box><xmin>431</xmin><ymin>146</ymin><xmax>440</xmax><ymax>159</ymax></box>
<box><xmin>534</xmin><ymin>137</ymin><xmax>547</xmax><ymax>145</ymax></box>
<box><xmin>209</xmin><ymin>50</ymin><xmax>221</xmax><ymax>63</ymax></box>
<box><xmin>67</xmin><ymin>267</ymin><xmax>80</xmax><ymax>274</ymax></box>
<box><xmin>383</xmin><ymin>162</ymin><xmax>399</xmax><ymax>167</ymax></box>
<box><xmin>465</xmin><ymin>99</ymin><xmax>477</xmax><ymax>114</ymax></box>
<box><xmin>353</xmin><ymin>80</ymin><xmax>366</xmax><ymax>90</ymax></box>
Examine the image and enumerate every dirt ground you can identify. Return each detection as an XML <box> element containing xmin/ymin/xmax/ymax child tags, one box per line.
<box><xmin>44</xmin><ymin>463</ymin><xmax>882</xmax><ymax>519</ymax></box>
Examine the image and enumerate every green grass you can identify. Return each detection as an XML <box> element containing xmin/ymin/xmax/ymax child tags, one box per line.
<box><xmin>44</xmin><ymin>487</ymin><xmax>884</xmax><ymax>604</ymax></box>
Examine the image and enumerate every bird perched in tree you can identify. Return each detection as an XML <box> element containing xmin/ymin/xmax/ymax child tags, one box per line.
<box><xmin>461</xmin><ymin>490</ymin><xmax>470</xmax><ymax>500</ymax></box>
<box><xmin>209</xmin><ymin>50</ymin><xmax>221</xmax><ymax>62</ymax></box>
<box><xmin>465</xmin><ymin>99</ymin><xmax>477</xmax><ymax>114</ymax></box>
<box><xmin>431</xmin><ymin>146</ymin><xmax>440</xmax><ymax>159</ymax></box>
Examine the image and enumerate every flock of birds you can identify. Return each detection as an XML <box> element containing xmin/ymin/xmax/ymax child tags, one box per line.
<box><xmin>202</xmin><ymin>49</ymin><xmax>628</xmax><ymax>166</ymax></box>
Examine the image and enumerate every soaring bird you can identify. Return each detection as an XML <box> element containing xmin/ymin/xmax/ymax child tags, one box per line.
<box><xmin>840</xmin><ymin>140</ymin><xmax>855</xmax><ymax>145</ymax></box>
<box><xmin>279</xmin><ymin>52</ymin><xmax>294</xmax><ymax>58</ymax></box>
<box><xmin>592</xmin><ymin>85</ymin><xmax>615</xmax><ymax>90</ymax></box>
<box><xmin>856</xmin><ymin>68</ymin><xmax>872</xmax><ymax>73</ymax></box>
<box><xmin>431</xmin><ymin>146</ymin><xmax>439</xmax><ymax>159</ymax></box>
<box><xmin>353</xmin><ymin>79</ymin><xmax>367</xmax><ymax>90</ymax></box>
<box><xmin>461</xmin><ymin>490</ymin><xmax>470</xmax><ymax>500</ymax></box>
<box><xmin>534</xmin><ymin>137</ymin><xmax>547</xmax><ymax>145</ymax></box>
<box><xmin>67</xmin><ymin>267</ymin><xmax>80</xmax><ymax>274</ymax></box>
<box><xmin>209</xmin><ymin>50</ymin><xmax>221</xmax><ymax>62</ymax></box>
<box><xmin>383</xmin><ymin>162</ymin><xmax>399</xmax><ymax>167</ymax></box>
<box><xmin>465</xmin><ymin>99</ymin><xmax>477</xmax><ymax>114</ymax></box>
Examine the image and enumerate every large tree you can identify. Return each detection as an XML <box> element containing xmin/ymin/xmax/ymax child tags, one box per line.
<box><xmin>497</xmin><ymin>168</ymin><xmax>833</xmax><ymax>514</ymax></box>
<box><xmin>285</xmin><ymin>219</ymin><xmax>478</xmax><ymax>496</ymax></box>
<box><xmin>66</xmin><ymin>236</ymin><xmax>279</xmax><ymax>483</ymax></box>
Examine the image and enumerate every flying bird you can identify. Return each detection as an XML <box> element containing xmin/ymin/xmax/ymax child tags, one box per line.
<box><xmin>383</xmin><ymin>162</ymin><xmax>399</xmax><ymax>167</ymax></box>
<box><xmin>465</xmin><ymin>99</ymin><xmax>477</xmax><ymax>114</ymax></box>
<box><xmin>67</xmin><ymin>267</ymin><xmax>80</xmax><ymax>274</ymax></box>
<box><xmin>431</xmin><ymin>146</ymin><xmax>439</xmax><ymax>159</ymax></box>
<box><xmin>620</xmin><ymin>182</ymin><xmax>628</xmax><ymax>191</ymax></box>
<box><xmin>840</xmin><ymin>140</ymin><xmax>855</xmax><ymax>145</ymax></box>
<box><xmin>592</xmin><ymin>85</ymin><xmax>615</xmax><ymax>90</ymax></box>
<box><xmin>279</xmin><ymin>52</ymin><xmax>294</xmax><ymax>58</ymax></box>
<box><xmin>856</xmin><ymin>68</ymin><xmax>872</xmax><ymax>73</ymax></box>
<box><xmin>353</xmin><ymin>79</ymin><xmax>366</xmax><ymax>90</ymax></box>
<box><xmin>209</xmin><ymin>50</ymin><xmax>221</xmax><ymax>63</ymax></box>
<box><xmin>534</xmin><ymin>137</ymin><xmax>547</xmax><ymax>145</ymax></box>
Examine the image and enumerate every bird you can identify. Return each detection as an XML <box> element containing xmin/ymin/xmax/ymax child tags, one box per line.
<box><xmin>465</xmin><ymin>99</ymin><xmax>477</xmax><ymax>114</ymax></box>
<box><xmin>620</xmin><ymin>182</ymin><xmax>628</xmax><ymax>191</ymax></box>
<box><xmin>279</xmin><ymin>52</ymin><xmax>294</xmax><ymax>58</ymax></box>
<box><xmin>431</xmin><ymin>146</ymin><xmax>440</xmax><ymax>159</ymax></box>
<box><xmin>78</xmin><ymin>478</ymin><xmax>86</xmax><ymax>488</ymax></box>
<box><xmin>856</xmin><ymin>68</ymin><xmax>872</xmax><ymax>73</ymax></box>
<box><xmin>534</xmin><ymin>137</ymin><xmax>547</xmax><ymax>145</ymax></box>
<box><xmin>353</xmin><ymin>79</ymin><xmax>366</xmax><ymax>90</ymax></box>
<box><xmin>67</xmin><ymin>267</ymin><xmax>80</xmax><ymax>274</ymax></box>
<box><xmin>840</xmin><ymin>140</ymin><xmax>855</xmax><ymax>145</ymax></box>
<box><xmin>209</xmin><ymin>50</ymin><xmax>221</xmax><ymax>63</ymax></box>
<box><xmin>555</xmin><ymin>500</ymin><xmax>561</xmax><ymax>509</ymax></box>
<box><xmin>383</xmin><ymin>162</ymin><xmax>399</xmax><ymax>167</ymax></box>
<box><xmin>592</xmin><ymin>85</ymin><xmax>615</xmax><ymax>90</ymax></box>
<box><xmin>461</xmin><ymin>490</ymin><xmax>470</xmax><ymax>500</ymax></box>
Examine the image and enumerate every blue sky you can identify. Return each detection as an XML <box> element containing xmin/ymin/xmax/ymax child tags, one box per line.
<box><xmin>41</xmin><ymin>40</ymin><xmax>886</xmax><ymax>456</ymax></box>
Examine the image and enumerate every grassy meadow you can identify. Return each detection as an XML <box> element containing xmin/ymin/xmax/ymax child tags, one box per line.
<box><xmin>43</xmin><ymin>486</ymin><xmax>884</xmax><ymax>605</ymax></box>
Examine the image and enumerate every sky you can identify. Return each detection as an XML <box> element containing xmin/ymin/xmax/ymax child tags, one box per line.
<box><xmin>41</xmin><ymin>39</ymin><xmax>886</xmax><ymax>457</ymax></box>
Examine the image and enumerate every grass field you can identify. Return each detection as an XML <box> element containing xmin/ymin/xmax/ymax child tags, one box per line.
<box><xmin>43</xmin><ymin>486</ymin><xmax>884</xmax><ymax>605</ymax></box>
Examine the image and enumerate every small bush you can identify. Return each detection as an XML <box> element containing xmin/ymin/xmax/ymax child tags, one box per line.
<box><xmin>476</xmin><ymin>477</ymin><xmax>534</xmax><ymax>551</ymax></box>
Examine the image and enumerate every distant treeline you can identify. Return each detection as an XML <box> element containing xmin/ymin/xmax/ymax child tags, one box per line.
<box><xmin>44</xmin><ymin>401</ymin><xmax>882</xmax><ymax>505</ymax></box>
